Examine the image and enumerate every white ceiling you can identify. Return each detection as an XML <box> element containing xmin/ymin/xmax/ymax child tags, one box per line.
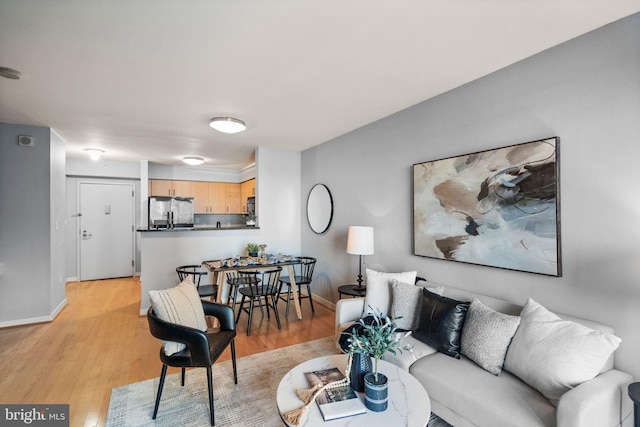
<box><xmin>1</xmin><ymin>1</ymin><xmax>639</xmax><ymax>170</ymax></box>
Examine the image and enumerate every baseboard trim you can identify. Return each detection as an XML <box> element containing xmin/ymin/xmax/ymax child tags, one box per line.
<box><xmin>312</xmin><ymin>293</ymin><xmax>336</xmax><ymax>311</ymax></box>
<box><xmin>0</xmin><ymin>298</ymin><xmax>67</xmax><ymax>329</ymax></box>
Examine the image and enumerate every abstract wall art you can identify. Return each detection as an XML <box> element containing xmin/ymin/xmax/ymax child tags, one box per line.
<box><xmin>413</xmin><ymin>137</ymin><xmax>561</xmax><ymax>276</ymax></box>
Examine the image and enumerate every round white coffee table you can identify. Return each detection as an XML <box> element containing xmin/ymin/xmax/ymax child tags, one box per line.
<box><xmin>277</xmin><ymin>354</ymin><xmax>431</xmax><ymax>427</ymax></box>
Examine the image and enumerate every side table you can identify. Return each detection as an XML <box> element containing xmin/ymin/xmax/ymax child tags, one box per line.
<box><xmin>338</xmin><ymin>284</ymin><xmax>366</xmax><ymax>299</ymax></box>
<box><xmin>629</xmin><ymin>382</ymin><xmax>640</xmax><ymax>427</ymax></box>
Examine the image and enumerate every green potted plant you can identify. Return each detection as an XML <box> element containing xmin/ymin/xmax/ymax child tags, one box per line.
<box><xmin>245</xmin><ymin>242</ymin><xmax>260</xmax><ymax>257</ymax></box>
<box><xmin>347</xmin><ymin>310</ymin><xmax>401</xmax><ymax>412</ymax></box>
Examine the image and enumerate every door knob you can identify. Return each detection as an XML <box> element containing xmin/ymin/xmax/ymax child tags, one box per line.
<box><xmin>82</xmin><ymin>230</ymin><xmax>93</xmax><ymax>238</ymax></box>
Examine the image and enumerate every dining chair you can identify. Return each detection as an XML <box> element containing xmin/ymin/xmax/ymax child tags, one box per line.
<box><xmin>147</xmin><ymin>300</ymin><xmax>237</xmax><ymax>426</ymax></box>
<box><xmin>176</xmin><ymin>264</ymin><xmax>217</xmax><ymax>301</ymax></box>
<box><xmin>235</xmin><ymin>267</ymin><xmax>282</xmax><ymax>336</ymax></box>
<box><xmin>225</xmin><ymin>270</ymin><xmax>260</xmax><ymax>313</ymax></box>
<box><xmin>278</xmin><ymin>257</ymin><xmax>316</xmax><ymax>319</ymax></box>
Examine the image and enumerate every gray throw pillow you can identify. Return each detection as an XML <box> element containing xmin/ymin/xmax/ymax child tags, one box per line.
<box><xmin>460</xmin><ymin>298</ymin><xmax>521</xmax><ymax>375</ymax></box>
<box><xmin>391</xmin><ymin>279</ymin><xmax>422</xmax><ymax>330</ymax></box>
<box><xmin>391</xmin><ymin>279</ymin><xmax>444</xmax><ymax>331</ymax></box>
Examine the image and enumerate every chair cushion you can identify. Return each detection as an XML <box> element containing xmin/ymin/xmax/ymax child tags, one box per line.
<box><xmin>364</xmin><ymin>268</ymin><xmax>417</xmax><ymax>316</ymax></box>
<box><xmin>503</xmin><ymin>298</ymin><xmax>621</xmax><ymax>405</ymax></box>
<box><xmin>461</xmin><ymin>298</ymin><xmax>521</xmax><ymax>375</ymax></box>
<box><xmin>413</xmin><ymin>289</ymin><xmax>470</xmax><ymax>359</ymax></box>
<box><xmin>149</xmin><ymin>279</ymin><xmax>208</xmax><ymax>356</ymax></box>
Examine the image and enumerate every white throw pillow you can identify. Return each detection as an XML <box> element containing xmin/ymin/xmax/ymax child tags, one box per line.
<box><xmin>503</xmin><ymin>298</ymin><xmax>621</xmax><ymax>405</ymax></box>
<box><xmin>461</xmin><ymin>298</ymin><xmax>521</xmax><ymax>375</ymax></box>
<box><xmin>364</xmin><ymin>269</ymin><xmax>417</xmax><ymax>316</ymax></box>
<box><xmin>149</xmin><ymin>278</ymin><xmax>208</xmax><ymax>356</ymax></box>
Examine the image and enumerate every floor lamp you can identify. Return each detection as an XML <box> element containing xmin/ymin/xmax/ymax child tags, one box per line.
<box><xmin>346</xmin><ymin>226</ymin><xmax>374</xmax><ymax>291</ymax></box>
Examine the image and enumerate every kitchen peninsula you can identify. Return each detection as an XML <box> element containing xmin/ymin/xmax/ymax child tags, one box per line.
<box><xmin>137</xmin><ymin>225</ymin><xmax>260</xmax><ymax>232</ymax></box>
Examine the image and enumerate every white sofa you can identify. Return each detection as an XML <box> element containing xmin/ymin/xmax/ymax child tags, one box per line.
<box><xmin>335</xmin><ymin>279</ymin><xmax>633</xmax><ymax>427</ymax></box>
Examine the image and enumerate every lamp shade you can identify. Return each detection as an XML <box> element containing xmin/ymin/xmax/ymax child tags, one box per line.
<box><xmin>346</xmin><ymin>226</ymin><xmax>374</xmax><ymax>255</ymax></box>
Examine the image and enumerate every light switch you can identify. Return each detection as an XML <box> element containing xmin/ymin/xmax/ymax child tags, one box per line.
<box><xmin>105</xmin><ymin>205</ymin><xmax>111</xmax><ymax>214</ymax></box>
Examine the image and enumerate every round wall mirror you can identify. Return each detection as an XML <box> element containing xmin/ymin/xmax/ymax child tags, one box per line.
<box><xmin>307</xmin><ymin>184</ymin><xmax>333</xmax><ymax>234</ymax></box>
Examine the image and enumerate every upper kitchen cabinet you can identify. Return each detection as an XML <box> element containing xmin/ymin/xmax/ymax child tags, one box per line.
<box><xmin>240</xmin><ymin>179</ymin><xmax>256</xmax><ymax>213</ymax></box>
<box><xmin>190</xmin><ymin>181</ymin><xmax>244</xmax><ymax>214</ymax></box>
<box><xmin>149</xmin><ymin>180</ymin><xmax>191</xmax><ymax>197</ymax></box>
<box><xmin>225</xmin><ymin>183</ymin><xmax>242</xmax><ymax>214</ymax></box>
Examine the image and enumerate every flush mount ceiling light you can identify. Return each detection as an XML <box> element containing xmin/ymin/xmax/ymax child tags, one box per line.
<box><xmin>182</xmin><ymin>156</ymin><xmax>205</xmax><ymax>166</ymax></box>
<box><xmin>209</xmin><ymin>117</ymin><xmax>246</xmax><ymax>134</ymax></box>
<box><xmin>0</xmin><ymin>67</ymin><xmax>21</xmax><ymax>80</ymax></box>
<box><xmin>84</xmin><ymin>148</ymin><xmax>104</xmax><ymax>160</ymax></box>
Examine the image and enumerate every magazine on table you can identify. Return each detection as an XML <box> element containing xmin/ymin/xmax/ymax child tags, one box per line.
<box><xmin>303</xmin><ymin>367</ymin><xmax>366</xmax><ymax>421</ymax></box>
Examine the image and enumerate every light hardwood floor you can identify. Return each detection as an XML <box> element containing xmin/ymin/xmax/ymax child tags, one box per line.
<box><xmin>0</xmin><ymin>277</ymin><xmax>336</xmax><ymax>427</ymax></box>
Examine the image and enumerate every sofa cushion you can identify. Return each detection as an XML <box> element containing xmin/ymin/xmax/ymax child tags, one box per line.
<box><xmin>390</xmin><ymin>279</ymin><xmax>422</xmax><ymax>330</ymax></box>
<box><xmin>503</xmin><ymin>298</ymin><xmax>622</xmax><ymax>405</ymax></box>
<box><xmin>461</xmin><ymin>298</ymin><xmax>521</xmax><ymax>375</ymax></box>
<box><xmin>364</xmin><ymin>269</ymin><xmax>417</xmax><ymax>316</ymax></box>
<box><xmin>410</xmin><ymin>352</ymin><xmax>556</xmax><ymax>427</ymax></box>
<box><xmin>413</xmin><ymin>289</ymin><xmax>470</xmax><ymax>358</ymax></box>
<box><xmin>149</xmin><ymin>278</ymin><xmax>208</xmax><ymax>355</ymax></box>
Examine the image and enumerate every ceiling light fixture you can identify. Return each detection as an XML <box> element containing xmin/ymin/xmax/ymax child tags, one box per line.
<box><xmin>85</xmin><ymin>148</ymin><xmax>104</xmax><ymax>160</ymax></box>
<box><xmin>0</xmin><ymin>67</ymin><xmax>21</xmax><ymax>80</ymax></box>
<box><xmin>182</xmin><ymin>156</ymin><xmax>205</xmax><ymax>166</ymax></box>
<box><xmin>209</xmin><ymin>117</ymin><xmax>246</xmax><ymax>134</ymax></box>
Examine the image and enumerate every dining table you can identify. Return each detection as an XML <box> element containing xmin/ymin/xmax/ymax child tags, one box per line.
<box><xmin>202</xmin><ymin>255</ymin><xmax>306</xmax><ymax>321</ymax></box>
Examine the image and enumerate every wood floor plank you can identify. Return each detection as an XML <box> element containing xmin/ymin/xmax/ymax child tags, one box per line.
<box><xmin>0</xmin><ymin>277</ymin><xmax>336</xmax><ymax>427</ymax></box>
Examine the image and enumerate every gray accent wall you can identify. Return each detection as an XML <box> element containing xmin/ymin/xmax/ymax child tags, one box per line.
<box><xmin>0</xmin><ymin>123</ymin><xmax>66</xmax><ymax>325</ymax></box>
<box><xmin>301</xmin><ymin>13</ymin><xmax>640</xmax><ymax>379</ymax></box>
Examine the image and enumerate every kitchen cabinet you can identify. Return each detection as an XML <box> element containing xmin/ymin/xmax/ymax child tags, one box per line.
<box><xmin>240</xmin><ymin>179</ymin><xmax>256</xmax><ymax>213</ymax></box>
<box><xmin>225</xmin><ymin>183</ymin><xmax>242</xmax><ymax>213</ymax></box>
<box><xmin>190</xmin><ymin>181</ymin><xmax>210</xmax><ymax>213</ymax></box>
<box><xmin>190</xmin><ymin>181</ymin><xmax>243</xmax><ymax>214</ymax></box>
<box><xmin>149</xmin><ymin>180</ymin><xmax>191</xmax><ymax>197</ymax></box>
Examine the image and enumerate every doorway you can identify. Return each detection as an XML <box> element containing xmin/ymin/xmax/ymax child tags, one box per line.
<box><xmin>78</xmin><ymin>182</ymin><xmax>135</xmax><ymax>280</ymax></box>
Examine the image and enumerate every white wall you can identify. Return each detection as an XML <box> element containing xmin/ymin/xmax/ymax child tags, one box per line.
<box><xmin>0</xmin><ymin>123</ymin><xmax>66</xmax><ymax>325</ymax></box>
<box><xmin>301</xmin><ymin>14</ymin><xmax>640</xmax><ymax>379</ymax></box>
<box><xmin>139</xmin><ymin>146</ymin><xmax>301</xmax><ymax>311</ymax></box>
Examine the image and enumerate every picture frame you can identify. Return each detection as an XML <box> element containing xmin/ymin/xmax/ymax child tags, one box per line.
<box><xmin>413</xmin><ymin>137</ymin><xmax>561</xmax><ymax>276</ymax></box>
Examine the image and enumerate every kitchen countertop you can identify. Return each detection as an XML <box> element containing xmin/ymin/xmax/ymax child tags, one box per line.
<box><xmin>137</xmin><ymin>225</ymin><xmax>259</xmax><ymax>232</ymax></box>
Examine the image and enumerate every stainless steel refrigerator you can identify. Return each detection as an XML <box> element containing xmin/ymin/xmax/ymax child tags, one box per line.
<box><xmin>148</xmin><ymin>196</ymin><xmax>194</xmax><ymax>229</ymax></box>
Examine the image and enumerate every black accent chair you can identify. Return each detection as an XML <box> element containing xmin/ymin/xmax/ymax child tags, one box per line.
<box><xmin>235</xmin><ymin>267</ymin><xmax>282</xmax><ymax>336</ymax></box>
<box><xmin>278</xmin><ymin>257</ymin><xmax>316</xmax><ymax>319</ymax></box>
<box><xmin>147</xmin><ymin>301</ymin><xmax>237</xmax><ymax>426</ymax></box>
<box><xmin>176</xmin><ymin>265</ymin><xmax>218</xmax><ymax>301</ymax></box>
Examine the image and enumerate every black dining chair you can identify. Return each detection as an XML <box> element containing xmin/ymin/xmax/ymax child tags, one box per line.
<box><xmin>235</xmin><ymin>267</ymin><xmax>282</xmax><ymax>336</ymax></box>
<box><xmin>147</xmin><ymin>300</ymin><xmax>237</xmax><ymax>426</ymax></box>
<box><xmin>225</xmin><ymin>270</ymin><xmax>260</xmax><ymax>313</ymax></box>
<box><xmin>278</xmin><ymin>257</ymin><xmax>316</xmax><ymax>319</ymax></box>
<box><xmin>177</xmin><ymin>265</ymin><xmax>218</xmax><ymax>301</ymax></box>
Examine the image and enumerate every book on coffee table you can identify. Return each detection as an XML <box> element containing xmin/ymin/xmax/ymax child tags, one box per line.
<box><xmin>303</xmin><ymin>367</ymin><xmax>366</xmax><ymax>421</ymax></box>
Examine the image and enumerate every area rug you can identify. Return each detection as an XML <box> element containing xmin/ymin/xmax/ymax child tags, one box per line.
<box><xmin>106</xmin><ymin>336</ymin><xmax>451</xmax><ymax>426</ymax></box>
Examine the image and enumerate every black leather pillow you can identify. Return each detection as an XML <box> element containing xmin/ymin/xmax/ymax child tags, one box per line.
<box><xmin>413</xmin><ymin>288</ymin><xmax>470</xmax><ymax>359</ymax></box>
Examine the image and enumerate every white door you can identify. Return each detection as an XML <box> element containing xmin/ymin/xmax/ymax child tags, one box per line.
<box><xmin>79</xmin><ymin>182</ymin><xmax>134</xmax><ymax>280</ymax></box>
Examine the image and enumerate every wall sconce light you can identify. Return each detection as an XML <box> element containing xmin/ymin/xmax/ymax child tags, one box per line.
<box><xmin>209</xmin><ymin>117</ymin><xmax>246</xmax><ymax>134</ymax></box>
<box><xmin>85</xmin><ymin>148</ymin><xmax>104</xmax><ymax>161</ymax></box>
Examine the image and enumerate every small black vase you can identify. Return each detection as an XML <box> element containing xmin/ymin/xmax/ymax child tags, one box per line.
<box><xmin>349</xmin><ymin>353</ymin><xmax>372</xmax><ymax>393</ymax></box>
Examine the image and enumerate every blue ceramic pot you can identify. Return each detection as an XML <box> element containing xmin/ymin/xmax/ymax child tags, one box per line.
<box><xmin>364</xmin><ymin>372</ymin><xmax>388</xmax><ymax>412</ymax></box>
